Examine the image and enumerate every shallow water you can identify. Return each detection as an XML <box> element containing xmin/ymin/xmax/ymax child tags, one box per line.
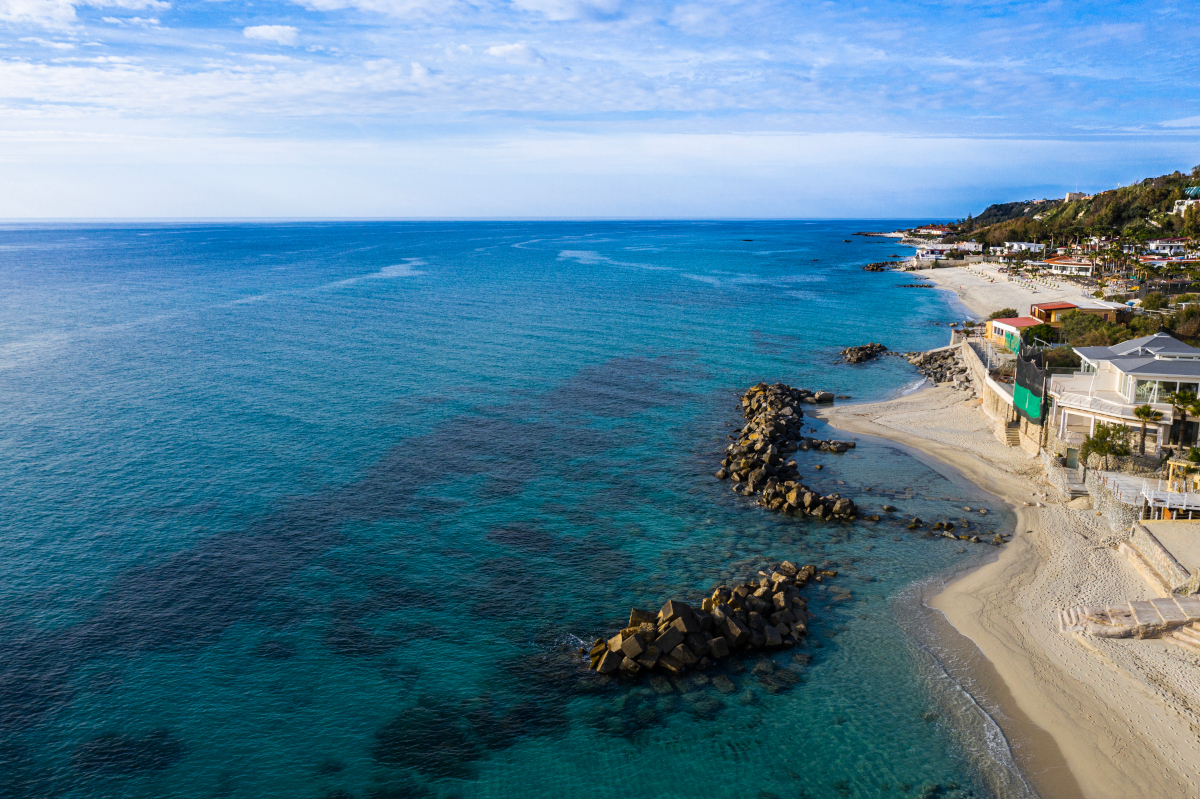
<box><xmin>0</xmin><ymin>221</ymin><xmax>1018</xmax><ymax>798</ymax></box>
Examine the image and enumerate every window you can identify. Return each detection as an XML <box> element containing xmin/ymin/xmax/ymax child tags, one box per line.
<box><xmin>1136</xmin><ymin>380</ymin><xmax>1157</xmax><ymax>403</ymax></box>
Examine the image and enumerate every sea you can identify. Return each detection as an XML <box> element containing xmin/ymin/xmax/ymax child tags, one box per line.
<box><xmin>0</xmin><ymin>221</ymin><xmax>1034</xmax><ymax>799</ymax></box>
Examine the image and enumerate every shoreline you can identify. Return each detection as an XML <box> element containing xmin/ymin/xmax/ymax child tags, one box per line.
<box><xmin>815</xmin><ymin>385</ymin><xmax>1200</xmax><ymax>799</ymax></box>
<box><xmin>904</xmin><ymin>262</ymin><xmax>1097</xmax><ymax>319</ymax></box>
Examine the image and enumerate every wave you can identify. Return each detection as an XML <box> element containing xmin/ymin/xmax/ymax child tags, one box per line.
<box><xmin>895</xmin><ymin>577</ymin><xmax>1041</xmax><ymax>799</ymax></box>
<box><xmin>558</xmin><ymin>250</ymin><xmax>671</xmax><ymax>270</ymax></box>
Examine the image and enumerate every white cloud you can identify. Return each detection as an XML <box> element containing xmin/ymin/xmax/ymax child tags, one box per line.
<box><xmin>290</xmin><ymin>0</ymin><xmax>440</xmax><ymax>15</ymax></box>
<box><xmin>0</xmin><ymin>0</ymin><xmax>164</xmax><ymax>27</ymax></box>
<box><xmin>243</xmin><ymin>25</ymin><xmax>299</xmax><ymax>45</ymax></box>
<box><xmin>510</xmin><ymin>0</ymin><xmax>620</xmax><ymax>21</ymax></box>
<box><xmin>101</xmin><ymin>15</ymin><xmax>160</xmax><ymax>24</ymax></box>
<box><xmin>668</xmin><ymin>4</ymin><xmax>727</xmax><ymax>36</ymax></box>
<box><xmin>486</xmin><ymin>42</ymin><xmax>544</xmax><ymax>66</ymax></box>
<box><xmin>1161</xmin><ymin>116</ymin><xmax>1200</xmax><ymax>129</ymax></box>
<box><xmin>20</xmin><ymin>35</ymin><xmax>76</xmax><ymax>48</ymax></box>
<box><xmin>0</xmin><ymin>0</ymin><xmax>77</xmax><ymax>26</ymax></box>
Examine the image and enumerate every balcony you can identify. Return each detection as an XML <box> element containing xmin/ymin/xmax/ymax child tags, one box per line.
<box><xmin>1048</xmin><ymin>375</ymin><xmax>1174</xmax><ymax>424</ymax></box>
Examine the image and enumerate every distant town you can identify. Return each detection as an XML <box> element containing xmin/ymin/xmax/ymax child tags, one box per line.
<box><xmin>893</xmin><ymin>166</ymin><xmax>1200</xmax><ymax>304</ymax></box>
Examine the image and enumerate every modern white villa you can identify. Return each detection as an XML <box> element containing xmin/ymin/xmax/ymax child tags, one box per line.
<box><xmin>1048</xmin><ymin>334</ymin><xmax>1200</xmax><ymax>455</ymax></box>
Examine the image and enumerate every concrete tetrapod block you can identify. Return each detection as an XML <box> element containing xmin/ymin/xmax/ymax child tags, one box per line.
<box><xmin>635</xmin><ymin>645</ymin><xmax>662</xmax><ymax>669</ymax></box>
<box><xmin>722</xmin><ymin>616</ymin><xmax>751</xmax><ymax>647</ymax></box>
<box><xmin>628</xmin><ymin>608</ymin><xmax>657</xmax><ymax>627</ymax></box>
<box><xmin>595</xmin><ymin>649</ymin><xmax>624</xmax><ymax>674</ymax></box>
<box><xmin>707</xmin><ymin>637</ymin><xmax>731</xmax><ymax>659</ymax></box>
<box><xmin>659</xmin><ymin>600</ymin><xmax>694</xmax><ymax>625</ymax></box>
<box><xmin>655</xmin><ymin>626</ymin><xmax>685</xmax><ymax>654</ymax></box>
<box><xmin>620</xmin><ymin>633</ymin><xmax>647</xmax><ymax>659</ymax></box>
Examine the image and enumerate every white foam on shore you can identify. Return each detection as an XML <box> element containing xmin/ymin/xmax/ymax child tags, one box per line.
<box><xmin>889</xmin><ymin>377</ymin><xmax>928</xmax><ymax>399</ymax></box>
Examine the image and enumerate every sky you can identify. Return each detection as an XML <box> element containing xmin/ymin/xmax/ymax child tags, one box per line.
<box><xmin>0</xmin><ymin>0</ymin><xmax>1198</xmax><ymax>218</ymax></box>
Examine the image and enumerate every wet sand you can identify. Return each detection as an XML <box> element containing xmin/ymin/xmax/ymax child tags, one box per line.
<box><xmin>816</xmin><ymin>386</ymin><xmax>1200</xmax><ymax>799</ymax></box>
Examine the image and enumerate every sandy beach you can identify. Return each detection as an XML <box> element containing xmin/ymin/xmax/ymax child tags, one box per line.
<box><xmin>816</xmin><ymin>387</ymin><xmax>1200</xmax><ymax>797</ymax></box>
<box><xmin>914</xmin><ymin>263</ymin><xmax>1097</xmax><ymax>319</ymax></box>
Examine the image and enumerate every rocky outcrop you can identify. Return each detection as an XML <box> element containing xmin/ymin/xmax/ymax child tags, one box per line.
<box><xmin>841</xmin><ymin>343</ymin><xmax>887</xmax><ymax>363</ymax></box>
<box><xmin>862</xmin><ymin>262</ymin><xmax>892</xmax><ymax>271</ymax></box>
<box><xmin>587</xmin><ymin>561</ymin><xmax>837</xmax><ymax>678</ymax></box>
<box><xmin>907</xmin><ymin>349</ymin><xmax>969</xmax><ymax>388</ymax></box>
<box><xmin>715</xmin><ymin>383</ymin><xmax>858</xmax><ymax>521</ymax></box>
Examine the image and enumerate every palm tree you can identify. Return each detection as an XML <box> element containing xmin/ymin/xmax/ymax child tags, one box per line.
<box><xmin>1133</xmin><ymin>404</ymin><xmax>1164</xmax><ymax>456</ymax></box>
<box><xmin>1170</xmin><ymin>390</ymin><xmax>1198</xmax><ymax>446</ymax></box>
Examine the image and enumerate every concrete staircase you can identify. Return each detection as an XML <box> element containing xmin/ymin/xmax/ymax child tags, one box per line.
<box><xmin>1058</xmin><ymin>595</ymin><xmax>1200</xmax><ymax>638</ymax></box>
<box><xmin>1003</xmin><ymin>424</ymin><xmax>1021</xmax><ymax>447</ymax></box>
<box><xmin>1166</xmin><ymin>622</ymin><xmax>1200</xmax><ymax>653</ymax></box>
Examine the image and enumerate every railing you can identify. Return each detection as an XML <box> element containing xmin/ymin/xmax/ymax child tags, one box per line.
<box><xmin>1090</xmin><ymin>470</ymin><xmax>1141</xmax><ymax>504</ymax></box>
<box><xmin>1050</xmin><ymin>389</ymin><xmax>1173</xmax><ymax>424</ymax></box>
<box><xmin>1141</xmin><ymin>479</ymin><xmax>1200</xmax><ymax>512</ymax></box>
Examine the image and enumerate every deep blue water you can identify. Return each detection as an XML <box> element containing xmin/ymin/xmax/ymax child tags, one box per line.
<box><xmin>0</xmin><ymin>221</ymin><xmax>1021</xmax><ymax>799</ymax></box>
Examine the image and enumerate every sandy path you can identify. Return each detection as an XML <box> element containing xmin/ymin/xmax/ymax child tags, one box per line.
<box><xmin>815</xmin><ymin>387</ymin><xmax>1200</xmax><ymax>799</ymax></box>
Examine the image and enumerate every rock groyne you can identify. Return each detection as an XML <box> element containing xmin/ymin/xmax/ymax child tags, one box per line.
<box><xmin>588</xmin><ymin>560</ymin><xmax>836</xmax><ymax>678</ymax></box>
<box><xmin>715</xmin><ymin>383</ymin><xmax>858</xmax><ymax>521</ymax></box>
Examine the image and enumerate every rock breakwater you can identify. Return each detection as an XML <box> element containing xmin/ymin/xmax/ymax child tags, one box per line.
<box><xmin>715</xmin><ymin>383</ymin><xmax>858</xmax><ymax>521</ymax></box>
<box><xmin>908</xmin><ymin>349</ymin><xmax>970</xmax><ymax>389</ymax></box>
<box><xmin>588</xmin><ymin>560</ymin><xmax>836</xmax><ymax>679</ymax></box>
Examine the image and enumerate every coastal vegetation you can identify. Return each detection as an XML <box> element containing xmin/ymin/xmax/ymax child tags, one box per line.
<box><xmin>948</xmin><ymin>165</ymin><xmax>1200</xmax><ymax>245</ymax></box>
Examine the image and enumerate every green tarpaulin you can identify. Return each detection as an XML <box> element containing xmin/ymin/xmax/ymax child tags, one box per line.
<box><xmin>1014</xmin><ymin>345</ymin><xmax>1047</xmax><ymax>423</ymax></box>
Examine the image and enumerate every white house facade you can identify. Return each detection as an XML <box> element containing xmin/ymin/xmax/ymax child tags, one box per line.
<box><xmin>1047</xmin><ymin>334</ymin><xmax>1200</xmax><ymax>456</ymax></box>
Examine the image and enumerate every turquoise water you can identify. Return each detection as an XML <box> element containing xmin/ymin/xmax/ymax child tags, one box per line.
<box><xmin>0</xmin><ymin>222</ymin><xmax>1019</xmax><ymax>799</ymax></box>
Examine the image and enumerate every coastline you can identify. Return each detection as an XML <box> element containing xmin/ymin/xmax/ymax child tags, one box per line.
<box><xmin>815</xmin><ymin>385</ymin><xmax>1200</xmax><ymax>799</ymax></box>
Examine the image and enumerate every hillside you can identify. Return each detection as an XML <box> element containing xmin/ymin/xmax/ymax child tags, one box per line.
<box><xmin>948</xmin><ymin>166</ymin><xmax>1200</xmax><ymax>245</ymax></box>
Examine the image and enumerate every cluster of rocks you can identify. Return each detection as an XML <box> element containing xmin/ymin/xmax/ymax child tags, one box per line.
<box><xmin>715</xmin><ymin>383</ymin><xmax>859</xmax><ymax>521</ymax></box>
<box><xmin>903</xmin><ymin>516</ymin><xmax>1007</xmax><ymax>546</ymax></box>
<box><xmin>907</xmin><ymin>349</ymin><xmax>971</xmax><ymax>388</ymax></box>
<box><xmin>841</xmin><ymin>343</ymin><xmax>887</xmax><ymax>363</ymax></box>
<box><xmin>862</xmin><ymin>262</ymin><xmax>893</xmax><ymax>271</ymax></box>
<box><xmin>588</xmin><ymin>561</ymin><xmax>835</xmax><ymax>678</ymax></box>
<box><xmin>899</xmin><ymin>283</ymin><xmax>936</xmax><ymax>288</ymax></box>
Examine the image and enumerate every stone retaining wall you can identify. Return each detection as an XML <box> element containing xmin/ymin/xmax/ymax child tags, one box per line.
<box><xmin>1129</xmin><ymin>523</ymin><xmax>1191</xmax><ymax>592</ymax></box>
<box><xmin>1085</xmin><ymin>471</ymin><xmax>1145</xmax><ymax>532</ymax></box>
<box><xmin>1040</xmin><ymin>448</ymin><xmax>1073</xmax><ymax>501</ymax></box>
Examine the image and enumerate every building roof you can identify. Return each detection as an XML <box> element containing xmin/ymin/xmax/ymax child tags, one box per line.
<box><xmin>990</xmin><ymin>316</ymin><xmax>1041</xmax><ymax>328</ymax></box>
<box><xmin>1074</xmin><ymin>300</ymin><xmax>1128</xmax><ymax>311</ymax></box>
<box><xmin>1107</xmin><ymin>333</ymin><xmax>1200</xmax><ymax>357</ymax></box>
<box><xmin>1032</xmin><ymin>301</ymin><xmax>1078</xmax><ymax>311</ymax></box>
<box><xmin>1075</xmin><ymin>335</ymin><xmax>1200</xmax><ymax>377</ymax></box>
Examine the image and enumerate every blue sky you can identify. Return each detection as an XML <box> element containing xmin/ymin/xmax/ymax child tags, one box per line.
<box><xmin>0</xmin><ymin>0</ymin><xmax>1198</xmax><ymax>217</ymax></box>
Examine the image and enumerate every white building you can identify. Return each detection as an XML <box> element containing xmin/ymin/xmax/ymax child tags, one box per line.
<box><xmin>1174</xmin><ymin>198</ymin><xmax>1200</xmax><ymax>216</ymax></box>
<box><xmin>1147</xmin><ymin>238</ymin><xmax>1191</xmax><ymax>256</ymax></box>
<box><xmin>1048</xmin><ymin>334</ymin><xmax>1200</xmax><ymax>455</ymax></box>
<box><xmin>1004</xmin><ymin>241</ymin><xmax>1047</xmax><ymax>253</ymax></box>
<box><xmin>1043</xmin><ymin>258</ymin><xmax>1094</xmax><ymax>277</ymax></box>
<box><xmin>1065</xmin><ymin>192</ymin><xmax>1090</xmax><ymax>201</ymax></box>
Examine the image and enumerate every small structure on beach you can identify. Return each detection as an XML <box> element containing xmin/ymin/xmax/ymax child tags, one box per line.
<box><xmin>986</xmin><ymin>316</ymin><xmax>1041</xmax><ymax>353</ymax></box>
